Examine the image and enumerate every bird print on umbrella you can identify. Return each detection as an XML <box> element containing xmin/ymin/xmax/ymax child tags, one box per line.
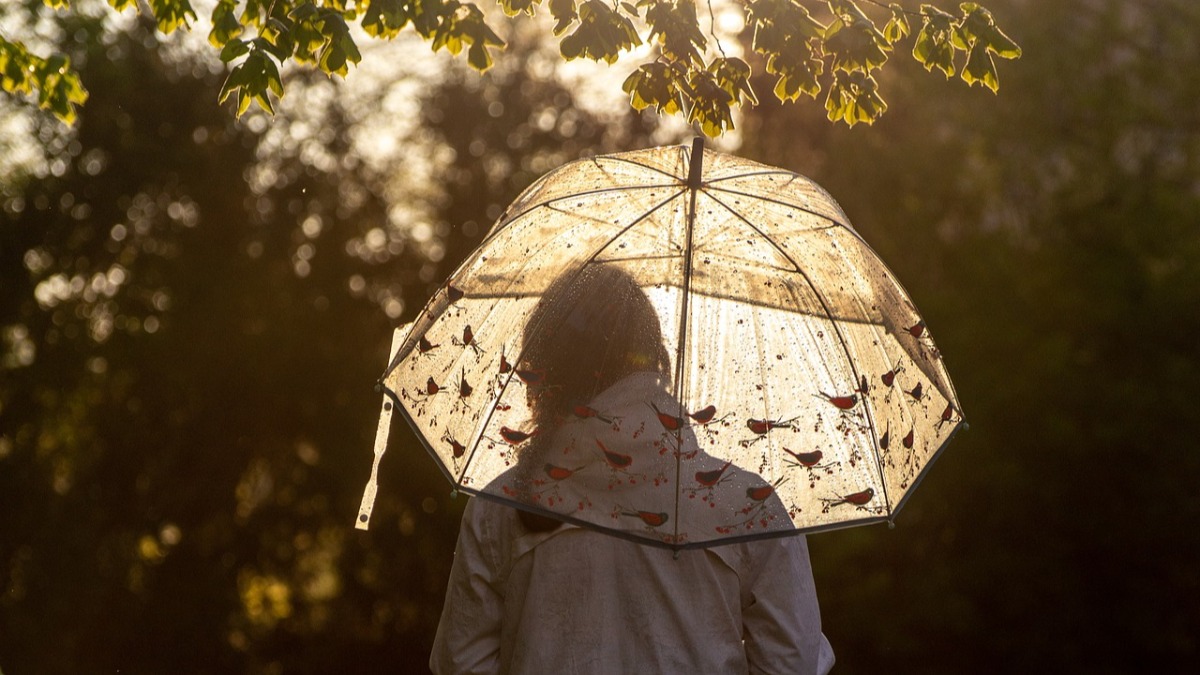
<box><xmin>683</xmin><ymin>460</ymin><xmax>734</xmax><ymax>510</ymax></box>
<box><xmin>741</xmin><ymin>415</ymin><xmax>799</xmax><ymax>447</ymax></box>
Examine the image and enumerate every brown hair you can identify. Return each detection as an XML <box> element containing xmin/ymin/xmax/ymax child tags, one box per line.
<box><xmin>515</xmin><ymin>263</ymin><xmax>671</xmax><ymax>531</ymax></box>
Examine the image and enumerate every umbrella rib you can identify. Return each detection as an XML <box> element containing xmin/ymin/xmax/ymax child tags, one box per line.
<box><xmin>703</xmin><ymin>170</ymin><xmax>845</xmax><ymax>202</ymax></box>
<box><xmin>700</xmin><ymin>169</ymin><xmax>804</xmax><ymax>186</ymax></box>
<box><xmin>589</xmin><ymin>150</ymin><xmax>691</xmax><ymax>183</ymax></box>
<box><xmin>484</xmin><ymin>146</ymin><xmax>688</xmax><ymax>235</ymax></box>
<box><xmin>488</xmin><ymin>182</ymin><xmax>683</xmax><ymax>240</ymax></box>
<box><xmin>704</xmin><ymin>190</ymin><xmax>893</xmax><ymax>511</ymax></box>
<box><xmin>704</xmin><ymin>184</ymin><xmax>852</xmax><ymax>232</ymax></box>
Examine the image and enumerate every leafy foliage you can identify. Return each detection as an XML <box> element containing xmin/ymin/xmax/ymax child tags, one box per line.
<box><xmin>0</xmin><ymin>35</ymin><xmax>88</xmax><ymax>123</ymax></box>
<box><xmin>3</xmin><ymin>0</ymin><xmax>1018</xmax><ymax>133</ymax></box>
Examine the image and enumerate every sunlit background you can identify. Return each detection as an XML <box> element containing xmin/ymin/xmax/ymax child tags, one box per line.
<box><xmin>2</xmin><ymin>0</ymin><xmax>1198</xmax><ymax>672</ymax></box>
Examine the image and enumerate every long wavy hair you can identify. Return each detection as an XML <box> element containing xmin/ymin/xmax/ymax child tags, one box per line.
<box><xmin>515</xmin><ymin>263</ymin><xmax>672</xmax><ymax>530</ymax></box>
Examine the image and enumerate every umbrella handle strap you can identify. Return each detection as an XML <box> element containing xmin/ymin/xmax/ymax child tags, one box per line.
<box><xmin>355</xmin><ymin>327</ymin><xmax>406</xmax><ymax>530</ymax></box>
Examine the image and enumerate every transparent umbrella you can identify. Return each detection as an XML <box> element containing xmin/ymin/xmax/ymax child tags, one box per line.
<box><xmin>356</xmin><ymin>140</ymin><xmax>963</xmax><ymax>549</ymax></box>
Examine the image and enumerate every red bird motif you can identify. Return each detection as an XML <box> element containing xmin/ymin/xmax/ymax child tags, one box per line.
<box><xmin>595</xmin><ymin>438</ymin><xmax>633</xmax><ymax>469</ymax></box>
<box><xmin>443</xmin><ymin>435</ymin><xmax>467</xmax><ymax>459</ymax></box>
<box><xmin>543</xmin><ymin>463</ymin><xmax>581</xmax><ymax>481</ymax></box>
<box><xmin>688</xmin><ymin>405</ymin><xmax>717</xmax><ymax>424</ymax></box>
<box><xmin>649</xmin><ymin>402</ymin><xmax>684</xmax><ymax>431</ymax></box>
<box><xmin>424</xmin><ymin>377</ymin><xmax>441</xmax><ymax>395</ymax></box>
<box><xmin>572</xmin><ymin>404</ymin><xmax>614</xmax><ymax>424</ymax></box>
<box><xmin>746</xmin><ymin>484</ymin><xmax>776</xmax><ymax>502</ymax></box>
<box><xmin>417</xmin><ymin>335</ymin><xmax>438</xmax><ymax>354</ymax></box>
<box><xmin>881</xmin><ymin>360</ymin><xmax>903</xmax><ymax>387</ymax></box>
<box><xmin>854</xmin><ymin>375</ymin><xmax>869</xmax><ymax>395</ymax></box>
<box><xmin>622</xmin><ymin>510</ymin><xmax>669</xmax><ymax>527</ymax></box>
<box><xmin>903</xmin><ymin>428</ymin><xmax>915</xmax><ymax>449</ymax></box>
<box><xmin>782</xmin><ymin>448</ymin><xmax>824</xmax><ymax>468</ymax></box>
<box><xmin>456</xmin><ymin>325</ymin><xmax>482</xmax><ymax>356</ymax></box>
<box><xmin>937</xmin><ymin>403</ymin><xmax>957</xmax><ymax>429</ymax></box>
<box><xmin>905</xmin><ymin>321</ymin><xmax>926</xmax><ymax>338</ymax></box>
<box><xmin>827</xmin><ymin>487</ymin><xmax>875</xmax><ymax>507</ymax></box>
<box><xmin>746</xmin><ymin>418</ymin><xmax>791</xmax><ymax>434</ymax></box>
<box><xmin>499</xmin><ymin>426</ymin><xmax>537</xmax><ymax>445</ymax></box>
<box><xmin>446</xmin><ymin>284</ymin><xmax>465</xmax><ymax>303</ymax></box>
<box><xmin>694</xmin><ymin>461</ymin><xmax>732</xmax><ymax>487</ymax></box>
<box><xmin>818</xmin><ymin>392</ymin><xmax>858</xmax><ymax>410</ymax></box>
<box><xmin>906</xmin><ymin>382</ymin><xmax>923</xmax><ymax>401</ymax></box>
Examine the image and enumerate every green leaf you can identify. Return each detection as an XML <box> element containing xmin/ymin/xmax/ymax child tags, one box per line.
<box><xmin>240</xmin><ymin>0</ymin><xmax>274</xmax><ymax>29</ymax></box>
<box><xmin>747</xmin><ymin>0</ymin><xmax>824</xmax><ymax>53</ymax></box>
<box><xmin>710</xmin><ymin>57</ymin><xmax>757</xmax><ymax>107</ymax></box>
<box><xmin>319</xmin><ymin>30</ymin><xmax>361</xmax><ymax>77</ymax></box>
<box><xmin>643</xmin><ymin>0</ymin><xmax>705</xmax><ymax>64</ymax></box>
<box><xmin>148</xmin><ymin>0</ymin><xmax>198</xmax><ymax>34</ymax></box>
<box><xmin>361</xmin><ymin>0</ymin><xmax>411</xmax><ymax>38</ymax></box>
<box><xmin>824</xmin><ymin>70</ymin><xmax>886</xmax><ymax>127</ymax></box>
<box><xmin>467</xmin><ymin>42</ymin><xmax>492</xmax><ymax>70</ymax></box>
<box><xmin>208</xmin><ymin>0</ymin><xmax>243</xmax><ymax>48</ymax></box>
<box><xmin>259</xmin><ymin>22</ymin><xmax>295</xmax><ymax>62</ymax></box>
<box><xmin>986</xmin><ymin>27</ymin><xmax>1021</xmax><ymax>59</ymax></box>
<box><xmin>762</xmin><ymin>34</ymin><xmax>822</xmax><ymax>102</ymax></box>
<box><xmin>748</xmin><ymin>0</ymin><xmax>825</xmax><ymax>103</ymax></box>
<box><xmin>1</xmin><ymin>38</ymin><xmax>32</xmax><ymax>94</ymax></box>
<box><xmin>961</xmin><ymin>40</ymin><xmax>998</xmax><ymax>91</ymax></box>
<box><xmin>560</xmin><ymin>1</ymin><xmax>640</xmax><ymax>64</ymax></box>
<box><xmin>218</xmin><ymin>47</ymin><xmax>283</xmax><ymax>117</ymax></box>
<box><xmin>498</xmin><ymin>0</ymin><xmax>540</xmax><ymax>17</ymax></box>
<box><xmin>688</xmin><ymin>68</ymin><xmax>736</xmax><ymax>137</ymax></box>
<box><xmin>912</xmin><ymin>5</ymin><xmax>957</xmax><ymax>78</ymax></box>
<box><xmin>219</xmin><ymin>38</ymin><xmax>250</xmax><ymax>62</ymax></box>
<box><xmin>621</xmin><ymin>61</ymin><xmax>687</xmax><ymax>115</ymax></box>
<box><xmin>424</xmin><ymin>2</ymin><xmax>504</xmax><ymax>71</ymax></box>
<box><xmin>959</xmin><ymin>2</ymin><xmax>1021</xmax><ymax>59</ymax></box>
<box><xmin>0</xmin><ymin>37</ymin><xmax>89</xmax><ymax>124</ymax></box>
<box><xmin>549</xmin><ymin>0</ymin><xmax>579</xmax><ymax>35</ymax></box>
<box><xmin>824</xmin><ymin>9</ymin><xmax>891</xmax><ymax>73</ymax></box>
<box><xmin>884</xmin><ymin>3</ymin><xmax>910</xmax><ymax>44</ymax></box>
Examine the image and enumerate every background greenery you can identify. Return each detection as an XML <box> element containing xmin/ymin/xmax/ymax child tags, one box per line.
<box><xmin>2</xmin><ymin>0</ymin><xmax>1198</xmax><ymax>672</ymax></box>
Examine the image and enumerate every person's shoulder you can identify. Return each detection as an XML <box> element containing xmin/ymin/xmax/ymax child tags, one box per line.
<box><xmin>462</xmin><ymin>495</ymin><xmax>519</xmax><ymax>538</ymax></box>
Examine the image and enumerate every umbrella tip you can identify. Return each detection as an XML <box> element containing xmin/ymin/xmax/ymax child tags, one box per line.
<box><xmin>687</xmin><ymin>137</ymin><xmax>704</xmax><ymax>190</ymax></box>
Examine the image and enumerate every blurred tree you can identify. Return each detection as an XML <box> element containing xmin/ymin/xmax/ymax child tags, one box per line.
<box><xmin>738</xmin><ymin>0</ymin><xmax>1200</xmax><ymax>671</ymax></box>
<box><xmin>0</xmin><ymin>5</ymin><xmax>652</xmax><ymax>674</ymax></box>
<box><xmin>2</xmin><ymin>0</ymin><xmax>1019</xmax><ymax>133</ymax></box>
<box><xmin>0</xmin><ymin>12</ymin><xmax>421</xmax><ymax>673</ymax></box>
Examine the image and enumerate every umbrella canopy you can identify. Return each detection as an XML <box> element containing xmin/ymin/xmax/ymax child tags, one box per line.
<box><xmin>356</xmin><ymin>140</ymin><xmax>963</xmax><ymax>549</ymax></box>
